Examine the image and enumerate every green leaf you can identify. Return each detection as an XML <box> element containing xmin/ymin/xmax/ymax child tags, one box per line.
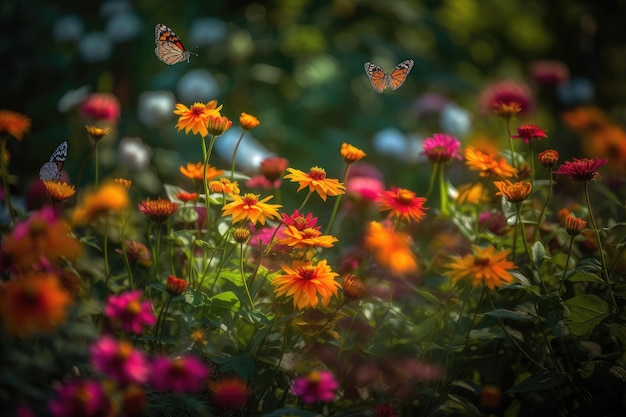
<box><xmin>184</xmin><ymin>288</ymin><xmax>208</xmax><ymax>307</ymax></box>
<box><xmin>564</xmin><ymin>294</ymin><xmax>610</xmax><ymax>336</ymax></box>
<box><xmin>531</xmin><ymin>241</ymin><xmax>548</xmax><ymax>269</ymax></box>
<box><xmin>567</xmin><ymin>271</ymin><xmax>604</xmax><ymax>284</ymax></box>
<box><xmin>506</xmin><ymin>369</ymin><xmax>565</xmax><ymax>393</ymax></box>
<box><xmin>413</xmin><ymin>288</ymin><xmax>441</xmax><ymax>304</ymax></box>
<box><xmin>482</xmin><ymin>309</ymin><xmax>534</xmax><ymax>321</ymax></box>
<box><xmin>210</xmin><ymin>290</ymin><xmax>241</xmax><ymax>312</ymax></box>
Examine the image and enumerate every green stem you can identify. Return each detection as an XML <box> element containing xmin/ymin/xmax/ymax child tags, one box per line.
<box><xmin>230</xmin><ymin>131</ymin><xmax>246</xmax><ymax>181</ymax></box>
<box><xmin>239</xmin><ymin>243</ymin><xmax>254</xmax><ymax>308</ymax></box>
<box><xmin>202</xmin><ymin>135</ymin><xmax>217</xmax><ymax>232</ymax></box>
<box><xmin>103</xmin><ymin>215</ymin><xmax>111</xmax><ymax>284</ymax></box>
<box><xmin>75</xmin><ymin>142</ymin><xmax>97</xmax><ymax>195</ymax></box>
<box><xmin>528</xmin><ymin>140</ymin><xmax>535</xmax><ymax>190</ymax></box>
<box><xmin>94</xmin><ymin>141</ymin><xmax>99</xmax><ymax>189</ymax></box>
<box><xmin>120</xmin><ymin>208</ymin><xmax>134</xmax><ymax>288</ymax></box>
<box><xmin>0</xmin><ymin>136</ymin><xmax>16</xmax><ymax>223</ymax></box>
<box><xmin>533</xmin><ymin>168</ymin><xmax>553</xmax><ymax>241</ymax></box>
<box><xmin>506</xmin><ymin>119</ymin><xmax>516</xmax><ymax>169</ymax></box>
<box><xmin>155</xmin><ymin>223</ymin><xmax>163</xmax><ymax>281</ymax></box>
<box><xmin>425</xmin><ymin>162</ymin><xmax>437</xmax><ymax>199</ymax></box>
<box><xmin>325</xmin><ymin>165</ymin><xmax>350</xmax><ymax>235</ymax></box>
<box><xmin>583</xmin><ymin>182</ymin><xmax>618</xmax><ymax>312</ymax></box>
<box><xmin>297</xmin><ymin>190</ymin><xmax>314</xmax><ymax>212</ymax></box>
<box><xmin>559</xmin><ymin>238</ymin><xmax>575</xmax><ymax>295</ymax></box>
<box><xmin>156</xmin><ymin>295</ymin><xmax>173</xmax><ymax>353</ymax></box>
<box><xmin>438</xmin><ymin>163</ymin><xmax>449</xmax><ymax>216</ymax></box>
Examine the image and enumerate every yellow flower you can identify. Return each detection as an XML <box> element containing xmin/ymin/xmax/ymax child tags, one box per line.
<box><xmin>272</xmin><ymin>259</ymin><xmax>340</xmax><ymax>310</ymax></box>
<box><xmin>85</xmin><ymin>125</ymin><xmax>110</xmax><ymax>141</ymax></box>
<box><xmin>0</xmin><ymin>273</ymin><xmax>73</xmax><ymax>337</ymax></box>
<box><xmin>455</xmin><ymin>183</ymin><xmax>490</xmax><ymax>205</ymax></box>
<box><xmin>42</xmin><ymin>181</ymin><xmax>76</xmax><ymax>203</ymax></box>
<box><xmin>0</xmin><ymin>109</ymin><xmax>31</xmax><ymax>141</ymax></box>
<box><xmin>221</xmin><ymin>193</ymin><xmax>282</xmax><ymax>225</ymax></box>
<box><xmin>278</xmin><ymin>225</ymin><xmax>338</xmax><ymax>249</ymax></box>
<box><xmin>209</xmin><ymin>178</ymin><xmax>240</xmax><ymax>194</ymax></box>
<box><xmin>340</xmin><ymin>143</ymin><xmax>366</xmax><ymax>164</ymax></box>
<box><xmin>284</xmin><ymin>167</ymin><xmax>346</xmax><ymax>201</ymax></box>
<box><xmin>493</xmin><ymin>180</ymin><xmax>532</xmax><ymax>203</ymax></box>
<box><xmin>180</xmin><ymin>162</ymin><xmax>224</xmax><ymax>181</ymax></box>
<box><xmin>363</xmin><ymin>221</ymin><xmax>417</xmax><ymax>275</ymax></box>
<box><xmin>115</xmin><ymin>178</ymin><xmax>132</xmax><ymax>189</ymax></box>
<box><xmin>444</xmin><ymin>245</ymin><xmax>515</xmax><ymax>289</ymax></box>
<box><xmin>240</xmin><ymin>112</ymin><xmax>260</xmax><ymax>130</ymax></box>
<box><xmin>72</xmin><ymin>182</ymin><xmax>129</xmax><ymax>224</ymax></box>
<box><xmin>206</xmin><ymin>115</ymin><xmax>232</xmax><ymax>136</ymax></box>
<box><xmin>173</xmin><ymin>100</ymin><xmax>223</xmax><ymax>137</ymax></box>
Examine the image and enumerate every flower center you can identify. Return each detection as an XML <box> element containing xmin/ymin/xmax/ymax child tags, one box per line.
<box><xmin>301</xmin><ymin>228</ymin><xmax>321</xmax><ymax>239</ymax></box>
<box><xmin>126</xmin><ymin>300</ymin><xmax>141</xmax><ymax>315</ymax></box>
<box><xmin>307</xmin><ymin>371</ymin><xmax>322</xmax><ymax>385</ymax></box>
<box><xmin>19</xmin><ymin>285</ymin><xmax>41</xmax><ymax>307</ymax></box>
<box><xmin>397</xmin><ymin>189</ymin><xmax>416</xmax><ymax>204</ymax></box>
<box><xmin>474</xmin><ymin>255</ymin><xmax>491</xmax><ymax>266</ymax></box>
<box><xmin>191</xmin><ymin>104</ymin><xmax>205</xmax><ymax>116</ymax></box>
<box><xmin>308</xmin><ymin>167</ymin><xmax>327</xmax><ymax>181</ymax></box>
<box><xmin>298</xmin><ymin>266</ymin><xmax>317</xmax><ymax>281</ymax></box>
<box><xmin>242</xmin><ymin>194</ymin><xmax>258</xmax><ymax>206</ymax></box>
<box><xmin>293</xmin><ymin>216</ymin><xmax>308</xmax><ymax>229</ymax></box>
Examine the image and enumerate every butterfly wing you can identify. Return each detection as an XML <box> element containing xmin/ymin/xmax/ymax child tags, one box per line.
<box><xmin>40</xmin><ymin>141</ymin><xmax>68</xmax><ymax>181</ymax></box>
<box><xmin>364</xmin><ymin>62</ymin><xmax>388</xmax><ymax>93</ymax></box>
<box><xmin>388</xmin><ymin>59</ymin><xmax>414</xmax><ymax>90</ymax></box>
<box><xmin>155</xmin><ymin>23</ymin><xmax>191</xmax><ymax>65</ymax></box>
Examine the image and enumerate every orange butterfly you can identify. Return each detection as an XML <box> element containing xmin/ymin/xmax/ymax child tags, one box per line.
<box><xmin>154</xmin><ymin>23</ymin><xmax>196</xmax><ymax>65</ymax></box>
<box><xmin>364</xmin><ymin>59</ymin><xmax>414</xmax><ymax>93</ymax></box>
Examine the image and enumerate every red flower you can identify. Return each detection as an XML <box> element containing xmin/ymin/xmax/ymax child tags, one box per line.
<box><xmin>511</xmin><ymin>124</ymin><xmax>548</xmax><ymax>143</ymax></box>
<box><xmin>280</xmin><ymin>209</ymin><xmax>320</xmax><ymax>231</ymax></box>
<box><xmin>480</xmin><ymin>80</ymin><xmax>534</xmax><ymax>115</ymax></box>
<box><xmin>378</xmin><ymin>187</ymin><xmax>428</xmax><ymax>224</ymax></box>
<box><xmin>554</xmin><ymin>157</ymin><xmax>608</xmax><ymax>182</ymax></box>
<box><xmin>80</xmin><ymin>92</ymin><xmax>121</xmax><ymax>123</ymax></box>
<box><xmin>209</xmin><ymin>376</ymin><xmax>250</xmax><ymax>410</ymax></box>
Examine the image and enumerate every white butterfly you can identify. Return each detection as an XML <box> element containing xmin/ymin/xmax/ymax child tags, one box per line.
<box><xmin>39</xmin><ymin>141</ymin><xmax>68</xmax><ymax>181</ymax></box>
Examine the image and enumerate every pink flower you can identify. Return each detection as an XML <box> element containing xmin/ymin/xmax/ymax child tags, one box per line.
<box><xmin>104</xmin><ymin>289</ymin><xmax>157</xmax><ymax>335</ymax></box>
<box><xmin>292</xmin><ymin>370</ymin><xmax>338</xmax><ymax>404</ymax></box>
<box><xmin>49</xmin><ymin>379</ymin><xmax>112</xmax><ymax>417</ymax></box>
<box><xmin>511</xmin><ymin>124</ymin><xmax>548</xmax><ymax>143</ymax></box>
<box><xmin>245</xmin><ymin>175</ymin><xmax>282</xmax><ymax>190</ymax></box>
<box><xmin>421</xmin><ymin>133</ymin><xmax>462</xmax><ymax>164</ymax></box>
<box><xmin>554</xmin><ymin>157</ymin><xmax>608</xmax><ymax>183</ymax></box>
<box><xmin>480</xmin><ymin>80</ymin><xmax>534</xmax><ymax>115</ymax></box>
<box><xmin>345</xmin><ymin>162</ymin><xmax>385</xmax><ymax>203</ymax></box>
<box><xmin>151</xmin><ymin>355</ymin><xmax>212</xmax><ymax>393</ymax></box>
<box><xmin>90</xmin><ymin>336</ymin><xmax>150</xmax><ymax>384</ymax></box>
<box><xmin>530</xmin><ymin>60</ymin><xmax>569</xmax><ymax>86</ymax></box>
<box><xmin>12</xmin><ymin>205</ymin><xmax>58</xmax><ymax>241</ymax></box>
<box><xmin>280</xmin><ymin>209</ymin><xmax>320</xmax><ymax>231</ymax></box>
<box><xmin>80</xmin><ymin>92</ymin><xmax>121</xmax><ymax>123</ymax></box>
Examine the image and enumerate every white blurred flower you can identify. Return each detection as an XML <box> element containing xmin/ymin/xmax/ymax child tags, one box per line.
<box><xmin>78</xmin><ymin>32</ymin><xmax>112</xmax><ymax>62</ymax></box>
<box><xmin>189</xmin><ymin>17</ymin><xmax>227</xmax><ymax>46</ymax></box>
<box><xmin>106</xmin><ymin>11</ymin><xmax>141</xmax><ymax>42</ymax></box>
<box><xmin>119</xmin><ymin>137</ymin><xmax>153</xmax><ymax>171</ymax></box>
<box><xmin>58</xmin><ymin>86</ymin><xmax>91</xmax><ymax>113</ymax></box>
<box><xmin>557</xmin><ymin>77</ymin><xmax>595</xmax><ymax>106</ymax></box>
<box><xmin>214</xmin><ymin>127</ymin><xmax>273</xmax><ymax>173</ymax></box>
<box><xmin>176</xmin><ymin>69</ymin><xmax>220</xmax><ymax>103</ymax></box>
<box><xmin>372</xmin><ymin>128</ymin><xmax>423</xmax><ymax>163</ymax></box>
<box><xmin>53</xmin><ymin>15</ymin><xmax>84</xmax><ymax>43</ymax></box>
<box><xmin>138</xmin><ymin>91</ymin><xmax>175</xmax><ymax>128</ymax></box>
<box><xmin>440</xmin><ymin>105</ymin><xmax>471</xmax><ymax>138</ymax></box>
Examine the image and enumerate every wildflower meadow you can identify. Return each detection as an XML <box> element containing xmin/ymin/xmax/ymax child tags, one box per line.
<box><xmin>2</xmin><ymin>2</ymin><xmax>626</xmax><ymax>417</ymax></box>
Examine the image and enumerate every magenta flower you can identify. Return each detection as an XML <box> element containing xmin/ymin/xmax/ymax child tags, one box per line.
<box><xmin>245</xmin><ymin>175</ymin><xmax>282</xmax><ymax>190</ymax></box>
<box><xmin>80</xmin><ymin>92</ymin><xmax>121</xmax><ymax>123</ymax></box>
<box><xmin>421</xmin><ymin>133</ymin><xmax>462</xmax><ymax>164</ymax></box>
<box><xmin>554</xmin><ymin>157</ymin><xmax>608</xmax><ymax>183</ymax></box>
<box><xmin>151</xmin><ymin>355</ymin><xmax>212</xmax><ymax>393</ymax></box>
<box><xmin>90</xmin><ymin>336</ymin><xmax>150</xmax><ymax>384</ymax></box>
<box><xmin>511</xmin><ymin>124</ymin><xmax>548</xmax><ymax>143</ymax></box>
<box><xmin>280</xmin><ymin>209</ymin><xmax>320</xmax><ymax>231</ymax></box>
<box><xmin>292</xmin><ymin>370</ymin><xmax>338</xmax><ymax>404</ymax></box>
<box><xmin>104</xmin><ymin>289</ymin><xmax>157</xmax><ymax>335</ymax></box>
<box><xmin>479</xmin><ymin>80</ymin><xmax>534</xmax><ymax>115</ymax></box>
<box><xmin>49</xmin><ymin>379</ymin><xmax>112</xmax><ymax>417</ymax></box>
<box><xmin>530</xmin><ymin>60</ymin><xmax>569</xmax><ymax>86</ymax></box>
<box><xmin>11</xmin><ymin>205</ymin><xmax>58</xmax><ymax>241</ymax></box>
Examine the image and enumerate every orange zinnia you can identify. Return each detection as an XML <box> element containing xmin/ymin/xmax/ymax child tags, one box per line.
<box><xmin>72</xmin><ymin>182</ymin><xmax>129</xmax><ymax>224</ymax></box>
<box><xmin>340</xmin><ymin>143</ymin><xmax>366</xmax><ymax>164</ymax></box>
<box><xmin>240</xmin><ymin>112</ymin><xmax>260</xmax><ymax>130</ymax></box>
<box><xmin>221</xmin><ymin>193</ymin><xmax>282</xmax><ymax>225</ymax></box>
<box><xmin>42</xmin><ymin>181</ymin><xmax>76</xmax><ymax>203</ymax></box>
<box><xmin>0</xmin><ymin>109</ymin><xmax>31</xmax><ymax>141</ymax></box>
<box><xmin>464</xmin><ymin>146</ymin><xmax>517</xmax><ymax>179</ymax></box>
<box><xmin>0</xmin><ymin>273</ymin><xmax>73</xmax><ymax>337</ymax></box>
<box><xmin>209</xmin><ymin>178</ymin><xmax>240</xmax><ymax>194</ymax></box>
<box><xmin>173</xmin><ymin>100</ymin><xmax>223</xmax><ymax>138</ymax></box>
<box><xmin>272</xmin><ymin>259</ymin><xmax>340</xmax><ymax>310</ymax></box>
<box><xmin>363</xmin><ymin>221</ymin><xmax>417</xmax><ymax>275</ymax></box>
<box><xmin>493</xmin><ymin>180</ymin><xmax>532</xmax><ymax>203</ymax></box>
<box><xmin>284</xmin><ymin>167</ymin><xmax>345</xmax><ymax>201</ymax></box>
<box><xmin>278</xmin><ymin>225</ymin><xmax>338</xmax><ymax>249</ymax></box>
<box><xmin>180</xmin><ymin>162</ymin><xmax>224</xmax><ymax>181</ymax></box>
<box><xmin>378</xmin><ymin>187</ymin><xmax>427</xmax><ymax>223</ymax></box>
<box><xmin>138</xmin><ymin>198</ymin><xmax>179</xmax><ymax>224</ymax></box>
<box><xmin>444</xmin><ymin>245</ymin><xmax>515</xmax><ymax>290</ymax></box>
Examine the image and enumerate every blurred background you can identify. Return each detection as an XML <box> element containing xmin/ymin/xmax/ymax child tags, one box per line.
<box><xmin>3</xmin><ymin>0</ymin><xmax>626</xmax><ymax>205</ymax></box>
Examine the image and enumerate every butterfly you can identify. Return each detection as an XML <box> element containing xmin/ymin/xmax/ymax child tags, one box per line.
<box><xmin>364</xmin><ymin>59</ymin><xmax>414</xmax><ymax>93</ymax></box>
<box><xmin>39</xmin><ymin>141</ymin><xmax>68</xmax><ymax>181</ymax></box>
<box><xmin>154</xmin><ymin>23</ymin><xmax>196</xmax><ymax>65</ymax></box>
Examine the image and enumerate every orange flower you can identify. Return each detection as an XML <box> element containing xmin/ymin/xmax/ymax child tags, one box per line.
<box><xmin>115</xmin><ymin>178</ymin><xmax>132</xmax><ymax>189</ymax></box>
<box><xmin>0</xmin><ymin>273</ymin><xmax>73</xmax><ymax>337</ymax></box>
<box><xmin>209</xmin><ymin>178</ymin><xmax>240</xmax><ymax>194</ymax></box>
<box><xmin>564</xmin><ymin>214</ymin><xmax>587</xmax><ymax>236</ymax></box>
<box><xmin>173</xmin><ymin>100</ymin><xmax>223</xmax><ymax>137</ymax></box>
<box><xmin>278</xmin><ymin>225</ymin><xmax>338</xmax><ymax>249</ymax></box>
<box><xmin>378</xmin><ymin>187</ymin><xmax>427</xmax><ymax>223</ymax></box>
<box><xmin>176</xmin><ymin>191</ymin><xmax>199</xmax><ymax>202</ymax></box>
<box><xmin>72</xmin><ymin>182</ymin><xmax>129</xmax><ymax>224</ymax></box>
<box><xmin>221</xmin><ymin>193</ymin><xmax>282</xmax><ymax>225</ymax></box>
<box><xmin>284</xmin><ymin>167</ymin><xmax>345</xmax><ymax>201</ymax></box>
<box><xmin>240</xmin><ymin>112</ymin><xmax>260</xmax><ymax>130</ymax></box>
<box><xmin>232</xmin><ymin>227</ymin><xmax>251</xmax><ymax>243</ymax></box>
<box><xmin>85</xmin><ymin>125</ymin><xmax>110</xmax><ymax>142</ymax></box>
<box><xmin>260</xmin><ymin>157</ymin><xmax>289</xmax><ymax>182</ymax></box>
<box><xmin>342</xmin><ymin>274</ymin><xmax>366</xmax><ymax>301</ymax></box>
<box><xmin>363</xmin><ymin>221</ymin><xmax>417</xmax><ymax>275</ymax></box>
<box><xmin>340</xmin><ymin>143</ymin><xmax>366</xmax><ymax>164</ymax></box>
<box><xmin>42</xmin><ymin>181</ymin><xmax>76</xmax><ymax>203</ymax></box>
<box><xmin>445</xmin><ymin>245</ymin><xmax>515</xmax><ymax>290</ymax></box>
<box><xmin>538</xmin><ymin>149</ymin><xmax>559</xmax><ymax>169</ymax></box>
<box><xmin>493</xmin><ymin>180</ymin><xmax>532</xmax><ymax>203</ymax></box>
<box><xmin>464</xmin><ymin>146</ymin><xmax>517</xmax><ymax>178</ymax></box>
<box><xmin>206</xmin><ymin>115</ymin><xmax>232</xmax><ymax>136</ymax></box>
<box><xmin>272</xmin><ymin>259</ymin><xmax>340</xmax><ymax>309</ymax></box>
<box><xmin>0</xmin><ymin>109</ymin><xmax>31</xmax><ymax>140</ymax></box>
<box><xmin>166</xmin><ymin>275</ymin><xmax>189</xmax><ymax>296</ymax></box>
<box><xmin>138</xmin><ymin>198</ymin><xmax>179</xmax><ymax>224</ymax></box>
<box><xmin>180</xmin><ymin>162</ymin><xmax>224</xmax><ymax>181</ymax></box>
<box><xmin>455</xmin><ymin>183</ymin><xmax>490</xmax><ymax>205</ymax></box>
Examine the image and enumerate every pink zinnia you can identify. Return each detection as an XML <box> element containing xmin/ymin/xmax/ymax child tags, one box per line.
<box><xmin>80</xmin><ymin>92</ymin><xmax>121</xmax><ymax>123</ymax></box>
<box><xmin>49</xmin><ymin>379</ymin><xmax>112</xmax><ymax>417</ymax></box>
<box><xmin>480</xmin><ymin>80</ymin><xmax>534</xmax><ymax>115</ymax></box>
<box><xmin>245</xmin><ymin>175</ymin><xmax>281</xmax><ymax>190</ymax></box>
<box><xmin>511</xmin><ymin>124</ymin><xmax>548</xmax><ymax>143</ymax></box>
<box><xmin>104</xmin><ymin>289</ymin><xmax>157</xmax><ymax>335</ymax></box>
<box><xmin>421</xmin><ymin>133</ymin><xmax>462</xmax><ymax>164</ymax></box>
<box><xmin>90</xmin><ymin>335</ymin><xmax>150</xmax><ymax>384</ymax></box>
<box><xmin>530</xmin><ymin>60</ymin><xmax>569</xmax><ymax>86</ymax></box>
<box><xmin>292</xmin><ymin>370</ymin><xmax>338</xmax><ymax>404</ymax></box>
<box><xmin>554</xmin><ymin>157</ymin><xmax>608</xmax><ymax>183</ymax></box>
<box><xmin>151</xmin><ymin>355</ymin><xmax>211</xmax><ymax>393</ymax></box>
<box><xmin>280</xmin><ymin>209</ymin><xmax>319</xmax><ymax>231</ymax></box>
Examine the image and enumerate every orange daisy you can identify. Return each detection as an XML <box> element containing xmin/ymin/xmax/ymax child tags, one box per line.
<box><xmin>363</xmin><ymin>221</ymin><xmax>417</xmax><ymax>275</ymax></box>
<box><xmin>284</xmin><ymin>167</ymin><xmax>345</xmax><ymax>201</ymax></box>
<box><xmin>340</xmin><ymin>143</ymin><xmax>366</xmax><ymax>164</ymax></box>
<box><xmin>221</xmin><ymin>193</ymin><xmax>282</xmax><ymax>225</ymax></box>
<box><xmin>0</xmin><ymin>273</ymin><xmax>73</xmax><ymax>337</ymax></box>
<box><xmin>444</xmin><ymin>245</ymin><xmax>515</xmax><ymax>290</ymax></box>
<box><xmin>206</xmin><ymin>115</ymin><xmax>232</xmax><ymax>136</ymax></box>
<box><xmin>138</xmin><ymin>198</ymin><xmax>179</xmax><ymax>224</ymax></box>
<box><xmin>72</xmin><ymin>182</ymin><xmax>129</xmax><ymax>224</ymax></box>
<box><xmin>378</xmin><ymin>187</ymin><xmax>427</xmax><ymax>223</ymax></box>
<box><xmin>464</xmin><ymin>146</ymin><xmax>517</xmax><ymax>179</ymax></box>
<box><xmin>85</xmin><ymin>125</ymin><xmax>110</xmax><ymax>142</ymax></box>
<box><xmin>272</xmin><ymin>259</ymin><xmax>340</xmax><ymax>309</ymax></box>
<box><xmin>42</xmin><ymin>181</ymin><xmax>76</xmax><ymax>203</ymax></box>
<box><xmin>240</xmin><ymin>112</ymin><xmax>260</xmax><ymax>130</ymax></box>
<box><xmin>180</xmin><ymin>162</ymin><xmax>224</xmax><ymax>181</ymax></box>
<box><xmin>115</xmin><ymin>178</ymin><xmax>132</xmax><ymax>189</ymax></box>
<box><xmin>209</xmin><ymin>178</ymin><xmax>240</xmax><ymax>194</ymax></box>
<box><xmin>173</xmin><ymin>100</ymin><xmax>223</xmax><ymax>138</ymax></box>
<box><xmin>278</xmin><ymin>225</ymin><xmax>338</xmax><ymax>249</ymax></box>
<box><xmin>0</xmin><ymin>109</ymin><xmax>31</xmax><ymax>141</ymax></box>
<box><xmin>493</xmin><ymin>180</ymin><xmax>532</xmax><ymax>203</ymax></box>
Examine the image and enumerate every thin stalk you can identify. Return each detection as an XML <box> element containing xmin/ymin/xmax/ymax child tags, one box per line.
<box><xmin>533</xmin><ymin>168</ymin><xmax>553</xmax><ymax>241</ymax></box>
<box><xmin>239</xmin><ymin>243</ymin><xmax>254</xmax><ymax>308</ymax></box>
<box><xmin>558</xmin><ymin>238</ymin><xmax>575</xmax><ymax>295</ymax></box>
<box><xmin>325</xmin><ymin>164</ymin><xmax>350</xmax><ymax>234</ymax></box>
<box><xmin>230</xmin><ymin>131</ymin><xmax>246</xmax><ymax>181</ymax></box>
<box><xmin>424</xmin><ymin>162</ymin><xmax>438</xmax><ymax>199</ymax></box>
<box><xmin>438</xmin><ymin>163</ymin><xmax>449</xmax><ymax>216</ymax></box>
<box><xmin>94</xmin><ymin>142</ymin><xmax>99</xmax><ymax>189</ymax></box>
<box><xmin>528</xmin><ymin>140</ymin><xmax>535</xmax><ymax>190</ymax></box>
<box><xmin>202</xmin><ymin>134</ymin><xmax>217</xmax><ymax>232</ymax></box>
<box><xmin>155</xmin><ymin>295</ymin><xmax>173</xmax><ymax>353</ymax></box>
<box><xmin>297</xmin><ymin>190</ymin><xmax>314</xmax><ymax>212</ymax></box>
<box><xmin>506</xmin><ymin>119</ymin><xmax>516</xmax><ymax>169</ymax></box>
<box><xmin>75</xmin><ymin>142</ymin><xmax>97</xmax><ymax>195</ymax></box>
